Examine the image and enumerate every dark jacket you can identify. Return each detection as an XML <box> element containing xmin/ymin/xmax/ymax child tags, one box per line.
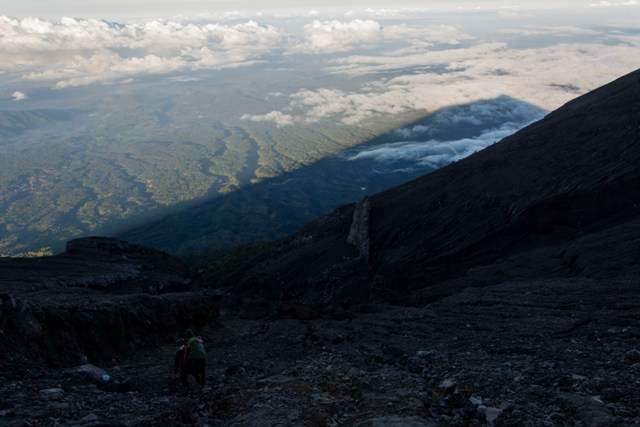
<box><xmin>174</xmin><ymin>345</ymin><xmax>189</xmax><ymax>375</ymax></box>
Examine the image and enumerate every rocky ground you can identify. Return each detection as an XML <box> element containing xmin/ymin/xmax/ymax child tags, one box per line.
<box><xmin>1</xmin><ymin>276</ymin><xmax>639</xmax><ymax>427</ymax></box>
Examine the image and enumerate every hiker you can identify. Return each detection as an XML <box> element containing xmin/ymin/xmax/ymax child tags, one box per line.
<box><xmin>174</xmin><ymin>340</ymin><xmax>190</xmax><ymax>386</ymax></box>
<box><xmin>174</xmin><ymin>329</ymin><xmax>206</xmax><ymax>386</ymax></box>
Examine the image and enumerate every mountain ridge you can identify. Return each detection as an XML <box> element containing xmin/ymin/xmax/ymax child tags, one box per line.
<box><xmin>214</xmin><ymin>68</ymin><xmax>640</xmax><ymax>306</ymax></box>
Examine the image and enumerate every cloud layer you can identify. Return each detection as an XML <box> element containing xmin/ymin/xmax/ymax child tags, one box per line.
<box><xmin>345</xmin><ymin>127</ymin><xmax>512</xmax><ymax>170</ymax></box>
<box><xmin>243</xmin><ymin>22</ymin><xmax>640</xmax><ymax>126</ymax></box>
<box><xmin>2</xmin><ymin>9</ymin><xmax>640</xmax><ymax>129</ymax></box>
<box><xmin>341</xmin><ymin>97</ymin><xmax>545</xmax><ymax>172</ymax></box>
<box><xmin>0</xmin><ymin>16</ymin><xmax>285</xmax><ymax>88</ymax></box>
<box><xmin>590</xmin><ymin>1</ymin><xmax>639</xmax><ymax>7</ymax></box>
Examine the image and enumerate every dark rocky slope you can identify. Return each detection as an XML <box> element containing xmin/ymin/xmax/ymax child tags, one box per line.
<box><xmin>1</xmin><ymin>277</ymin><xmax>638</xmax><ymax>426</ymax></box>
<box><xmin>0</xmin><ymin>237</ymin><xmax>220</xmax><ymax>367</ymax></box>
<box><xmin>218</xmin><ymin>68</ymin><xmax>640</xmax><ymax>306</ymax></box>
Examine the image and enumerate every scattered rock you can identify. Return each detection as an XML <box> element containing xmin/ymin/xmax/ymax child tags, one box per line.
<box><xmin>469</xmin><ymin>395</ymin><xmax>483</xmax><ymax>406</ymax></box>
<box><xmin>438</xmin><ymin>379</ymin><xmax>456</xmax><ymax>393</ymax></box>
<box><xmin>39</xmin><ymin>387</ymin><xmax>64</xmax><ymax>401</ymax></box>
<box><xmin>63</xmin><ymin>363</ymin><xmax>127</xmax><ymax>392</ymax></box>
<box><xmin>484</xmin><ymin>406</ymin><xmax>502</xmax><ymax>425</ymax></box>
<box><xmin>624</xmin><ymin>349</ymin><xmax>640</xmax><ymax>363</ymax></box>
<box><xmin>366</xmin><ymin>415</ymin><xmax>435</xmax><ymax>427</ymax></box>
<box><xmin>79</xmin><ymin>413</ymin><xmax>99</xmax><ymax>423</ymax></box>
<box><xmin>2</xmin><ymin>268</ymin><xmax>640</xmax><ymax>427</ymax></box>
<box><xmin>559</xmin><ymin>393</ymin><xmax>615</xmax><ymax>427</ymax></box>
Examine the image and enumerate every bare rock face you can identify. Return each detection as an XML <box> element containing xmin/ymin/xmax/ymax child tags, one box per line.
<box><xmin>2</xmin><ymin>291</ymin><xmax>219</xmax><ymax>366</ymax></box>
<box><xmin>347</xmin><ymin>196</ymin><xmax>371</xmax><ymax>262</ymax></box>
<box><xmin>0</xmin><ymin>237</ymin><xmax>219</xmax><ymax>367</ymax></box>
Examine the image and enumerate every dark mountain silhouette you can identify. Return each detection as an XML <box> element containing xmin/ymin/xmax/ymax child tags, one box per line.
<box><xmin>217</xmin><ymin>68</ymin><xmax>640</xmax><ymax>306</ymax></box>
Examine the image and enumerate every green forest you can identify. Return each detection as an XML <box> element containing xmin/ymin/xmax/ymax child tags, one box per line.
<box><xmin>0</xmin><ymin>78</ymin><xmax>417</xmax><ymax>257</ymax></box>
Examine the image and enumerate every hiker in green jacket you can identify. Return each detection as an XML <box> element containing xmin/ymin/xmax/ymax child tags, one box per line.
<box><xmin>185</xmin><ymin>329</ymin><xmax>207</xmax><ymax>386</ymax></box>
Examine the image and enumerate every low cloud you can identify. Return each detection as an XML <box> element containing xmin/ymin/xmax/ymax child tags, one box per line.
<box><xmin>286</xmin><ymin>86</ymin><xmax>417</xmax><ymax>125</ymax></box>
<box><xmin>393</xmin><ymin>125</ymin><xmax>430</xmax><ymax>139</ymax></box>
<box><xmin>590</xmin><ymin>1</ymin><xmax>639</xmax><ymax>7</ymax></box>
<box><xmin>291</xmin><ymin>19</ymin><xmax>474</xmax><ymax>54</ymax></box>
<box><xmin>343</xmin><ymin>122</ymin><xmax>535</xmax><ymax>171</ymax></box>
<box><xmin>241</xmin><ymin>110</ymin><xmax>294</xmax><ymax>127</ymax></box>
<box><xmin>382</xmin><ymin>24</ymin><xmax>475</xmax><ymax>48</ymax></box>
<box><xmin>340</xmin><ymin>97</ymin><xmax>544</xmax><ymax>171</ymax></box>
<box><xmin>1</xmin><ymin>12</ymin><xmax>639</xmax><ymax>132</ymax></box>
<box><xmin>499</xmin><ymin>26</ymin><xmax>599</xmax><ymax>37</ymax></box>
<box><xmin>292</xmin><ymin>19</ymin><xmax>382</xmax><ymax>53</ymax></box>
<box><xmin>263</xmin><ymin>32</ymin><xmax>640</xmax><ymax>126</ymax></box>
<box><xmin>0</xmin><ymin>16</ymin><xmax>285</xmax><ymax>88</ymax></box>
<box><xmin>11</xmin><ymin>90</ymin><xmax>28</xmax><ymax>101</ymax></box>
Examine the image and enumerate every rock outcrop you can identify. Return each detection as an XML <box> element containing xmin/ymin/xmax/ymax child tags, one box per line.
<box><xmin>347</xmin><ymin>196</ymin><xmax>371</xmax><ymax>262</ymax></box>
<box><xmin>0</xmin><ymin>237</ymin><xmax>219</xmax><ymax>367</ymax></box>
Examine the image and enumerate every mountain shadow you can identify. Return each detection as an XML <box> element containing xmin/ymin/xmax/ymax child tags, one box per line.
<box><xmin>0</xmin><ymin>109</ymin><xmax>77</xmax><ymax>140</ymax></box>
<box><xmin>119</xmin><ymin>95</ymin><xmax>545</xmax><ymax>262</ymax></box>
<box><xmin>214</xmin><ymin>68</ymin><xmax>640</xmax><ymax>306</ymax></box>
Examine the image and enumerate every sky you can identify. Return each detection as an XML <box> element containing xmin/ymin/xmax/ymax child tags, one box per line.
<box><xmin>0</xmin><ymin>1</ymin><xmax>610</xmax><ymax>20</ymax></box>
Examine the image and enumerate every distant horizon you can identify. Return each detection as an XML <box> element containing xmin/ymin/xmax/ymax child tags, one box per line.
<box><xmin>3</xmin><ymin>4</ymin><xmax>639</xmax><ymax>111</ymax></box>
<box><xmin>1</xmin><ymin>0</ymin><xmax>628</xmax><ymax>20</ymax></box>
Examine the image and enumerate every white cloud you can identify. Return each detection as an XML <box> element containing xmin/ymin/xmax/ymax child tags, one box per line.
<box><xmin>337</xmin><ymin>97</ymin><xmax>545</xmax><ymax>172</ymax></box>
<box><xmin>393</xmin><ymin>125</ymin><xmax>430</xmax><ymax>139</ymax></box>
<box><xmin>289</xmin><ymin>19</ymin><xmax>474</xmax><ymax>55</ymax></box>
<box><xmin>11</xmin><ymin>90</ymin><xmax>28</xmax><ymax>101</ymax></box>
<box><xmin>286</xmin><ymin>86</ymin><xmax>420</xmax><ymax>125</ymax></box>
<box><xmin>343</xmin><ymin>121</ymin><xmax>538</xmax><ymax>171</ymax></box>
<box><xmin>345</xmin><ymin>136</ymin><xmax>486</xmax><ymax>168</ymax></box>
<box><xmin>382</xmin><ymin>24</ymin><xmax>474</xmax><ymax>47</ymax></box>
<box><xmin>1</xmin><ymin>12</ymin><xmax>639</xmax><ymax>132</ymax></box>
<box><xmin>325</xmin><ymin>41</ymin><xmax>506</xmax><ymax>76</ymax></box>
<box><xmin>241</xmin><ymin>110</ymin><xmax>294</xmax><ymax>127</ymax></box>
<box><xmin>590</xmin><ymin>0</ymin><xmax>639</xmax><ymax>7</ymax></box>
<box><xmin>0</xmin><ymin>16</ymin><xmax>285</xmax><ymax>88</ymax></box>
<box><xmin>365</xmin><ymin>8</ymin><xmax>405</xmax><ymax>16</ymax></box>
<box><xmin>292</xmin><ymin>19</ymin><xmax>382</xmax><ymax>53</ymax></box>
<box><xmin>499</xmin><ymin>26</ymin><xmax>599</xmax><ymax>37</ymax></box>
<box><xmin>266</xmin><ymin>34</ymin><xmax>640</xmax><ymax>126</ymax></box>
